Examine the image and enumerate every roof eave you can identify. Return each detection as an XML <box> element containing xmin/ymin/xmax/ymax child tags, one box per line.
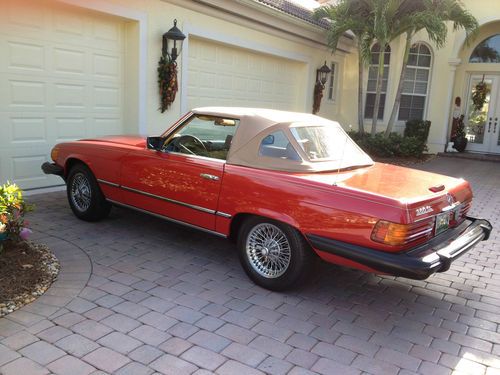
<box><xmin>169</xmin><ymin>0</ymin><xmax>354</xmax><ymax>51</ymax></box>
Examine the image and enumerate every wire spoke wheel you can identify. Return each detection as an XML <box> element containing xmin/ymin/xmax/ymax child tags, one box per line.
<box><xmin>246</xmin><ymin>223</ymin><xmax>291</xmax><ymax>279</ymax></box>
<box><xmin>70</xmin><ymin>172</ymin><xmax>92</xmax><ymax>212</ymax></box>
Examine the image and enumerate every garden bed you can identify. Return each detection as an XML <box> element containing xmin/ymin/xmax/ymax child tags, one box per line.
<box><xmin>0</xmin><ymin>241</ymin><xmax>59</xmax><ymax>317</ymax></box>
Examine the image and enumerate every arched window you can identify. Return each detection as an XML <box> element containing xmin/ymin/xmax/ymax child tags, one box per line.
<box><xmin>365</xmin><ymin>43</ymin><xmax>391</xmax><ymax>119</ymax></box>
<box><xmin>470</xmin><ymin>34</ymin><xmax>500</xmax><ymax>63</ymax></box>
<box><xmin>398</xmin><ymin>43</ymin><xmax>432</xmax><ymax>121</ymax></box>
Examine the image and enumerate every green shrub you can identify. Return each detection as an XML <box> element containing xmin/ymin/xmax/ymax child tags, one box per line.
<box><xmin>399</xmin><ymin>136</ymin><xmax>428</xmax><ymax>157</ymax></box>
<box><xmin>404</xmin><ymin>119</ymin><xmax>431</xmax><ymax>143</ymax></box>
<box><xmin>348</xmin><ymin>128</ymin><xmax>428</xmax><ymax>159</ymax></box>
<box><xmin>0</xmin><ymin>182</ymin><xmax>32</xmax><ymax>246</ymax></box>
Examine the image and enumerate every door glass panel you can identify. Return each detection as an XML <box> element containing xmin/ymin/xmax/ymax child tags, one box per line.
<box><xmin>466</xmin><ymin>78</ymin><xmax>493</xmax><ymax>144</ymax></box>
<box><xmin>163</xmin><ymin>115</ymin><xmax>239</xmax><ymax>159</ymax></box>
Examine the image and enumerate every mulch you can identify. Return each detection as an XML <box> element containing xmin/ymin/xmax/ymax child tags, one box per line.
<box><xmin>0</xmin><ymin>241</ymin><xmax>59</xmax><ymax>317</ymax></box>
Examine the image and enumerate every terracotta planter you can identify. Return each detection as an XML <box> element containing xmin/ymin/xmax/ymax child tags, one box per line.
<box><xmin>453</xmin><ymin>137</ymin><xmax>468</xmax><ymax>152</ymax></box>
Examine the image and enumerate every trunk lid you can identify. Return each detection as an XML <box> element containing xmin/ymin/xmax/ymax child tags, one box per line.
<box><xmin>302</xmin><ymin>162</ymin><xmax>472</xmax><ymax>223</ymax></box>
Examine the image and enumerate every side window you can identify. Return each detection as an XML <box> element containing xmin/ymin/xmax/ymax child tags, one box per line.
<box><xmin>397</xmin><ymin>43</ymin><xmax>432</xmax><ymax>121</ymax></box>
<box><xmin>365</xmin><ymin>43</ymin><xmax>391</xmax><ymax>120</ymax></box>
<box><xmin>164</xmin><ymin>115</ymin><xmax>238</xmax><ymax>160</ymax></box>
<box><xmin>327</xmin><ymin>62</ymin><xmax>336</xmax><ymax>101</ymax></box>
<box><xmin>259</xmin><ymin>130</ymin><xmax>301</xmax><ymax>161</ymax></box>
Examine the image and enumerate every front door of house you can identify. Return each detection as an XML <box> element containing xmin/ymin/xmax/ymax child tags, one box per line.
<box><xmin>465</xmin><ymin>74</ymin><xmax>500</xmax><ymax>154</ymax></box>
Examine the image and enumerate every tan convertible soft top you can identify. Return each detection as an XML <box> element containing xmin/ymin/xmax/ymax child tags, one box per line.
<box><xmin>191</xmin><ymin>107</ymin><xmax>373</xmax><ymax>173</ymax></box>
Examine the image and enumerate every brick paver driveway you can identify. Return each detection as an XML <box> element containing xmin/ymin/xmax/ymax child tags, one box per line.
<box><xmin>0</xmin><ymin>157</ymin><xmax>499</xmax><ymax>375</ymax></box>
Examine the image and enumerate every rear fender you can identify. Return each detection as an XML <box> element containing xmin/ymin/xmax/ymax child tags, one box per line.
<box><xmin>222</xmin><ymin>209</ymin><xmax>301</xmax><ymax>240</ymax></box>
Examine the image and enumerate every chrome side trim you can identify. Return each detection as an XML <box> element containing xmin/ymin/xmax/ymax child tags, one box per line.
<box><xmin>107</xmin><ymin>199</ymin><xmax>227</xmax><ymax>238</ymax></box>
<box><xmin>97</xmin><ymin>179</ymin><xmax>120</xmax><ymax>188</ymax></box>
<box><xmin>216</xmin><ymin>211</ymin><xmax>232</xmax><ymax>219</ymax></box>
<box><xmin>121</xmin><ymin>185</ymin><xmax>216</xmax><ymax>215</ymax></box>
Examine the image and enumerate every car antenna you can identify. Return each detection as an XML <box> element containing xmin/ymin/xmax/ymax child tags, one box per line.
<box><xmin>333</xmin><ymin>124</ymin><xmax>352</xmax><ymax>187</ymax></box>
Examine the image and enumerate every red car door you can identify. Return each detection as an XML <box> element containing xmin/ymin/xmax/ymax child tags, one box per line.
<box><xmin>120</xmin><ymin>150</ymin><xmax>224</xmax><ymax>231</ymax></box>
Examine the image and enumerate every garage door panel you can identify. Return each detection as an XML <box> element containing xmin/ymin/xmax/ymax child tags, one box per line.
<box><xmin>7</xmin><ymin>41</ymin><xmax>45</xmax><ymax>72</ymax></box>
<box><xmin>8</xmin><ymin>78</ymin><xmax>47</xmax><ymax>108</ymax></box>
<box><xmin>93</xmin><ymin>54</ymin><xmax>121</xmax><ymax>79</ymax></box>
<box><xmin>0</xmin><ymin>0</ymin><xmax>125</xmax><ymax>189</ymax></box>
<box><xmin>93</xmin><ymin>86</ymin><xmax>122</xmax><ymax>110</ymax></box>
<box><xmin>54</xmin><ymin>83</ymin><xmax>87</xmax><ymax>110</ymax></box>
<box><xmin>54</xmin><ymin>9</ymin><xmax>86</xmax><ymax>37</ymax></box>
<box><xmin>187</xmin><ymin>38</ymin><xmax>304</xmax><ymax>111</ymax></box>
<box><xmin>93</xmin><ymin>117</ymin><xmax>122</xmax><ymax>137</ymax></box>
<box><xmin>198</xmin><ymin>43</ymin><xmax>217</xmax><ymax>62</ymax></box>
<box><xmin>53</xmin><ymin>47</ymin><xmax>87</xmax><ymax>75</ymax></box>
<box><xmin>55</xmin><ymin>117</ymin><xmax>88</xmax><ymax>142</ymax></box>
<box><xmin>6</xmin><ymin>0</ymin><xmax>46</xmax><ymax>31</ymax></box>
<box><xmin>216</xmin><ymin>74</ymin><xmax>233</xmax><ymax>91</ymax></box>
<box><xmin>11</xmin><ymin>117</ymin><xmax>48</xmax><ymax>144</ymax></box>
<box><xmin>12</xmin><ymin>155</ymin><xmax>47</xmax><ymax>181</ymax></box>
<box><xmin>92</xmin><ymin>16</ymin><xmax>123</xmax><ymax>44</ymax></box>
<box><xmin>7</xmin><ymin>148</ymin><xmax>58</xmax><ymax>189</ymax></box>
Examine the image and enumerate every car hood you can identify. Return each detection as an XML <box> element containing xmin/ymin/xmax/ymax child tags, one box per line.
<box><xmin>80</xmin><ymin>135</ymin><xmax>146</xmax><ymax>148</ymax></box>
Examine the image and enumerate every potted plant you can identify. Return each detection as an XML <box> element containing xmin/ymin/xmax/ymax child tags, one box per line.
<box><xmin>453</xmin><ymin>115</ymin><xmax>468</xmax><ymax>152</ymax></box>
<box><xmin>0</xmin><ymin>182</ymin><xmax>32</xmax><ymax>246</ymax></box>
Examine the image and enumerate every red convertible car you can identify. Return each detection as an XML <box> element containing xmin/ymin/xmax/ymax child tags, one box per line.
<box><xmin>42</xmin><ymin>107</ymin><xmax>491</xmax><ymax>290</ymax></box>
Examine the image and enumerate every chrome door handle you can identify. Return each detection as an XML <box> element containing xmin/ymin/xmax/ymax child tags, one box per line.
<box><xmin>488</xmin><ymin>117</ymin><xmax>492</xmax><ymax>132</ymax></box>
<box><xmin>200</xmin><ymin>173</ymin><xmax>219</xmax><ymax>181</ymax></box>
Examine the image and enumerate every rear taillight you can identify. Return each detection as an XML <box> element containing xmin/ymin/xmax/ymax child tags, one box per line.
<box><xmin>371</xmin><ymin>219</ymin><xmax>434</xmax><ymax>246</ymax></box>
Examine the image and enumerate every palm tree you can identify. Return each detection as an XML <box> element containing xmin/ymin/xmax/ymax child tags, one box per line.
<box><xmin>313</xmin><ymin>0</ymin><xmax>374</xmax><ymax>134</ymax></box>
<box><xmin>384</xmin><ymin>0</ymin><xmax>478</xmax><ymax>137</ymax></box>
<box><xmin>369</xmin><ymin>0</ymin><xmax>405</xmax><ymax>135</ymax></box>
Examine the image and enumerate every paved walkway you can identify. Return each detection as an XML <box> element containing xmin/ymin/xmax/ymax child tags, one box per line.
<box><xmin>0</xmin><ymin>157</ymin><xmax>499</xmax><ymax>375</ymax></box>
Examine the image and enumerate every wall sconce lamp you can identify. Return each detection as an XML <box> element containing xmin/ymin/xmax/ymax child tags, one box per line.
<box><xmin>158</xmin><ymin>19</ymin><xmax>186</xmax><ymax>113</ymax></box>
<box><xmin>162</xmin><ymin>19</ymin><xmax>186</xmax><ymax>63</ymax></box>
<box><xmin>312</xmin><ymin>61</ymin><xmax>331</xmax><ymax>114</ymax></box>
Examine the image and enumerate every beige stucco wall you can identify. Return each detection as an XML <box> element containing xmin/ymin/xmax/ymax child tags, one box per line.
<box><xmin>59</xmin><ymin>0</ymin><xmax>355</xmax><ymax>136</ymax></box>
<box><xmin>356</xmin><ymin>0</ymin><xmax>500</xmax><ymax>154</ymax></box>
<box><xmin>78</xmin><ymin>0</ymin><xmax>500</xmax><ymax>155</ymax></box>
<box><xmin>430</xmin><ymin>0</ymin><xmax>500</xmax><ymax>153</ymax></box>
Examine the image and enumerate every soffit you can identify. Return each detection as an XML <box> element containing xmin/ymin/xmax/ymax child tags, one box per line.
<box><xmin>163</xmin><ymin>0</ymin><xmax>354</xmax><ymax>52</ymax></box>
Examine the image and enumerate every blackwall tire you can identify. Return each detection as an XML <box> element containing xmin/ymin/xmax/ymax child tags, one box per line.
<box><xmin>66</xmin><ymin>164</ymin><xmax>111</xmax><ymax>222</ymax></box>
<box><xmin>237</xmin><ymin>217</ymin><xmax>314</xmax><ymax>291</ymax></box>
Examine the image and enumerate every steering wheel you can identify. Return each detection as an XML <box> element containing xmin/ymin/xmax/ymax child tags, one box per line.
<box><xmin>174</xmin><ymin>134</ymin><xmax>209</xmax><ymax>156</ymax></box>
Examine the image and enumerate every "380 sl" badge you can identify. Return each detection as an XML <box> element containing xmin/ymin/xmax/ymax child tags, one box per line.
<box><xmin>416</xmin><ymin>205</ymin><xmax>433</xmax><ymax>216</ymax></box>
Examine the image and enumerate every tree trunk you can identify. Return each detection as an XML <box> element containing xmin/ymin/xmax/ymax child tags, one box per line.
<box><xmin>357</xmin><ymin>44</ymin><xmax>365</xmax><ymax>134</ymax></box>
<box><xmin>385</xmin><ymin>33</ymin><xmax>412</xmax><ymax>137</ymax></box>
<box><xmin>371</xmin><ymin>44</ymin><xmax>386</xmax><ymax>135</ymax></box>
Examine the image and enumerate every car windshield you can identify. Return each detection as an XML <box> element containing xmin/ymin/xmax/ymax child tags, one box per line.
<box><xmin>290</xmin><ymin>126</ymin><xmax>371</xmax><ymax>165</ymax></box>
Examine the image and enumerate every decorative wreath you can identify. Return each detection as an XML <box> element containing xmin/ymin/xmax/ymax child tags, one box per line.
<box><xmin>158</xmin><ymin>55</ymin><xmax>178</xmax><ymax>113</ymax></box>
<box><xmin>312</xmin><ymin>82</ymin><xmax>324</xmax><ymax>114</ymax></box>
<box><xmin>472</xmin><ymin>79</ymin><xmax>488</xmax><ymax>112</ymax></box>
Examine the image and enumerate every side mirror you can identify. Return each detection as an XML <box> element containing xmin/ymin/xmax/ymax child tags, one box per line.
<box><xmin>147</xmin><ymin>136</ymin><xmax>163</xmax><ymax>151</ymax></box>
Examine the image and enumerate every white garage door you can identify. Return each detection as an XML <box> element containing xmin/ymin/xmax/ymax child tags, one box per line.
<box><xmin>0</xmin><ymin>0</ymin><xmax>125</xmax><ymax>189</ymax></box>
<box><xmin>186</xmin><ymin>38</ymin><xmax>305</xmax><ymax>111</ymax></box>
